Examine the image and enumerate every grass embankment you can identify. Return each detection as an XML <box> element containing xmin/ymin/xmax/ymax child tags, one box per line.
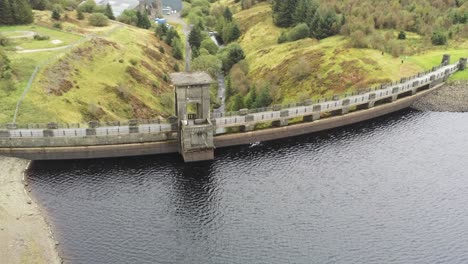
<box><xmin>1</xmin><ymin>10</ymin><xmax>180</xmax><ymax>124</ymax></box>
<box><xmin>0</xmin><ymin>21</ymin><xmax>85</xmax><ymax>123</ymax></box>
<box><xmin>222</xmin><ymin>1</ymin><xmax>468</xmax><ymax>104</ymax></box>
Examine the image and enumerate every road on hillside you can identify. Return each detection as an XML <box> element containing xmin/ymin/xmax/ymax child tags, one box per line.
<box><xmin>164</xmin><ymin>13</ymin><xmax>191</xmax><ymax>71</ymax></box>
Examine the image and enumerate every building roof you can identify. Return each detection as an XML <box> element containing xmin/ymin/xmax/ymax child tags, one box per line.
<box><xmin>170</xmin><ymin>72</ymin><xmax>214</xmax><ymax>86</ymax></box>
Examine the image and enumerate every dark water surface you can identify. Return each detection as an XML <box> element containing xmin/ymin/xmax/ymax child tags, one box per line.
<box><xmin>28</xmin><ymin>110</ymin><xmax>468</xmax><ymax>264</ymax></box>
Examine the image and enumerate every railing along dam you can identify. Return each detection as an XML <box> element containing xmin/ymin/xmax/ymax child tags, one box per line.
<box><xmin>0</xmin><ymin>56</ymin><xmax>466</xmax><ymax>162</ymax></box>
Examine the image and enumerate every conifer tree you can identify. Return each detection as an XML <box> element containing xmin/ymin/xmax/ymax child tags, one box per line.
<box><xmin>52</xmin><ymin>9</ymin><xmax>61</xmax><ymax>20</ymax></box>
<box><xmin>136</xmin><ymin>11</ymin><xmax>151</xmax><ymax>29</ymax></box>
<box><xmin>0</xmin><ymin>0</ymin><xmax>14</xmax><ymax>25</ymax></box>
<box><xmin>12</xmin><ymin>0</ymin><xmax>34</xmax><ymax>25</ymax></box>
<box><xmin>223</xmin><ymin>7</ymin><xmax>233</xmax><ymax>22</ymax></box>
<box><xmin>188</xmin><ymin>26</ymin><xmax>202</xmax><ymax>50</ymax></box>
<box><xmin>104</xmin><ymin>3</ymin><xmax>115</xmax><ymax>20</ymax></box>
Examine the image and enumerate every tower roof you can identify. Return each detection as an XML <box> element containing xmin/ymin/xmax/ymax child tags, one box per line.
<box><xmin>170</xmin><ymin>72</ymin><xmax>214</xmax><ymax>86</ymax></box>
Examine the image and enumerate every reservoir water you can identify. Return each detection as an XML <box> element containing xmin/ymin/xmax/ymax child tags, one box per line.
<box><xmin>27</xmin><ymin>109</ymin><xmax>468</xmax><ymax>264</ymax></box>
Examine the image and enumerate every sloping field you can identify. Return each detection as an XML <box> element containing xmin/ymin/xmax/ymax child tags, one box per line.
<box><xmin>16</xmin><ymin>26</ymin><xmax>178</xmax><ymax>124</ymax></box>
<box><xmin>1</xmin><ymin>10</ymin><xmax>180</xmax><ymax>124</ymax></box>
<box><xmin>225</xmin><ymin>2</ymin><xmax>468</xmax><ymax>103</ymax></box>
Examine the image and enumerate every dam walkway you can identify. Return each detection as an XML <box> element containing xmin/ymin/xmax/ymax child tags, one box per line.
<box><xmin>0</xmin><ymin>56</ymin><xmax>466</xmax><ymax>162</ymax></box>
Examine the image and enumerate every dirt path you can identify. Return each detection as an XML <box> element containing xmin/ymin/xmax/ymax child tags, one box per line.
<box><xmin>4</xmin><ymin>31</ymin><xmax>36</xmax><ymax>39</ymax></box>
<box><xmin>16</xmin><ymin>44</ymin><xmax>74</xmax><ymax>53</ymax></box>
<box><xmin>0</xmin><ymin>157</ymin><xmax>61</xmax><ymax>264</ymax></box>
<box><xmin>165</xmin><ymin>13</ymin><xmax>192</xmax><ymax>71</ymax></box>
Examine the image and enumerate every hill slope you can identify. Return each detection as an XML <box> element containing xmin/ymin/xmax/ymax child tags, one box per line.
<box><xmin>1</xmin><ymin>10</ymin><xmax>180</xmax><ymax>124</ymax></box>
<box><xmin>223</xmin><ymin>1</ymin><xmax>468</xmax><ymax>104</ymax></box>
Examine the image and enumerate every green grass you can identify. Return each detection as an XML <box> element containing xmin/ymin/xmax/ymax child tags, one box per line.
<box><xmin>228</xmin><ymin>2</ymin><xmax>468</xmax><ymax>105</ymax></box>
<box><xmin>14</xmin><ymin>26</ymin><xmax>177</xmax><ymax>124</ymax></box>
<box><xmin>0</xmin><ymin>25</ymin><xmax>83</xmax><ymax>50</ymax></box>
<box><xmin>0</xmin><ymin>25</ymin><xmax>83</xmax><ymax>123</ymax></box>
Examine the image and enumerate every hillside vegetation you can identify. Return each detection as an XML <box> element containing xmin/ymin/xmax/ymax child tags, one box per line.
<box><xmin>0</xmin><ymin>10</ymin><xmax>180</xmax><ymax>124</ymax></box>
<box><xmin>217</xmin><ymin>0</ymin><xmax>468</xmax><ymax>109</ymax></box>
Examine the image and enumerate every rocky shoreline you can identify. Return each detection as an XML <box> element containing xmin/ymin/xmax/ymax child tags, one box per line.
<box><xmin>0</xmin><ymin>157</ymin><xmax>61</xmax><ymax>264</ymax></box>
<box><xmin>412</xmin><ymin>81</ymin><xmax>468</xmax><ymax>112</ymax></box>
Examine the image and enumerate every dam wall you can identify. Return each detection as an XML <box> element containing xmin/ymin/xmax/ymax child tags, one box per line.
<box><xmin>0</xmin><ymin>58</ymin><xmax>465</xmax><ymax>161</ymax></box>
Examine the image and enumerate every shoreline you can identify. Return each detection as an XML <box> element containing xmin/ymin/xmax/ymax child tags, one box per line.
<box><xmin>0</xmin><ymin>156</ymin><xmax>61</xmax><ymax>264</ymax></box>
<box><xmin>412</xmin><ymin>81</ymin><xmax>468</xmax><ymax>112</ymax></box>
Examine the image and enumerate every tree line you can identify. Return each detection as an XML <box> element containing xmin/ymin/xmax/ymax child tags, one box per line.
<box><xmin>0</xmin><ymin>0</ymin><xmax>34</xmax><ymax>25</ymax></box>
<box><xmin>270</xmin><ymin>0</ymin><xmax>468</xmax><ymax>45</ymax></box>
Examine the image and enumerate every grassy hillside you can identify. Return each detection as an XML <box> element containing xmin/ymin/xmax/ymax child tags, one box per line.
<box><xmin>222</xmin><ymin>1</ymin><xmax>468</xmax><ymax>104</ymax></box>
<box><xmin>1</xmin><ymin>10</ymin><xmax>180</xmax><ymax>124</ymax></box>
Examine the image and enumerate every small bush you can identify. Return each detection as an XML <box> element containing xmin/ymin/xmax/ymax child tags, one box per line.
<box><xmin>159</xmin><ymin>46</ymin><xmax>165</xmax><ymax>54</ymax></box>
<box><xmin>431</xmin><ymin>31</ymin><xmax>447</xmax><ymax>45</ymax></box>
<box><xmin>118</xmin><ymin>59</ymin><xmax>124</xmax><ymax>63</ymax></box>
<box><xmin>288</xmin><ymin>23</ymin><xmax>310</xmax><ymax>42</ymax></box>
<box><xmin>129</xmin><ymin>59</ymin><xmax>138</xmax><ymax>66</ymax></box>
<box><xmin>52</xmin><ymin>8</ymin><xmax>61</xmax><ymax>20</ymax></box>
<box><xmin>398</xmin><ymin>31</ymin><xmax>406</xmax><ymax>40</ymax></box>
<box><xmin>173</xmin><ymin>63</ymin><xmax>180</xmax><ymax>72</ymax></box>
<box><xmin>53</xmin><ymin>23</ymin><xmax>62</xmax><ymax>29</ymax></box>
<box><xmin>152</xmin><ymin>80</ymin><xmax>159</xmax><ymax>88</ymax></box>
<box><xmin>34</xmin><ymin>35</ymin><xmax>50</xmax><ymax>41</ymax></box>
<box><xmin>0</xmin><ymin>35</ymin><xmax>9</xmax><ymax>46</ymax></box>
<box><xmin>77</xmin><ymin>10</ymin><xmax>85</xmax><ymax>20</ymax></box>
<box><xmin>88</xmin><ymin>13</ymin><xmax>109</xmax><ymax>27</ymax></box>
<box><xmin>277</xmin><ymin>23</ymin><xmax>310</xmax><ymax>43</ymax></box>
<box><xmin>163</xmin><ymin>74</ymin><xmax>169</xmax><ymax>83</ymax></box>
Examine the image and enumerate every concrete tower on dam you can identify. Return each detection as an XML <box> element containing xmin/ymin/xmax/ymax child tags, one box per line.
<box><xmin>170</xmin><ymin>72</ymin><xmax>215</xmax><ymax>162</ymax></box>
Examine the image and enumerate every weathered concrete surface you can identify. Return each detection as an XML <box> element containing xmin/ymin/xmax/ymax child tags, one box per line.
<box><xmin>412</xmin><ymin>81</ymin><xmax>468</xmax><ymax>112</ymax></box>
<box><xmin>0</xmin><ymin>157</ymin><xmax>61</xmax><ymax>264</ymax></box>
<box><xmin>0</xmin><ymin>141</ymin><xmax>178</xmax><ymax>160</ymax></box>
<box><xmin>0</xmin><ymin>83</ymin><xmax>449</xmax><ymax>160</ymax></box>
<box><xmin>214</xmin><ymin>83</ymin><xmax>446</xmax><ymax>148</ymax></box>
<box><xmin>0</xmin><ymin>132</ymin><xmax>176</xmax><ymax>148</ymax></box>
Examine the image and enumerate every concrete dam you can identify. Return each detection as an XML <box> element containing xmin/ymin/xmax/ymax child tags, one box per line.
<box><xmin>0</xmin><ymin>56</ymin><xmax>466</xmax><ymax>162</ymax></box>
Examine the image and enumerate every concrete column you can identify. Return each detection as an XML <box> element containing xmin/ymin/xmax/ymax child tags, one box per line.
<box><xmin>43</xmin><ymin>130</ymin><xmax>54</xmax><ymax>137</ymax></box>
<box><xmin>0</xmin><ymin>130</ymin><xmax>10</xmax><ymax>137</ymax></box>
<box><xmin>358</xmin><ymin>101</ymin><xmax>374</xmax><ymax>110</ymax></box>
<box><xmin>6</xmin><ymin>123</ymin><xmax>17</xmax><ymax>130</ymax></box>
<box><xmin>332</xmin><ymin>107</ymin><xmax>349</xmax><ymax>116</ymax></box>
<box><xmin>245</xmin><ymin>115</ymin><xmax>254</xmax><ymax>122</ymax></box>
<box><xmin>459</xmin><ymin>58</ymin><xmax>467</xmax><ymax>71</ymax></box>
<box><xmin>341</xmin><ymin>107</ymin><xmax>350</xmax><ymax>115</ymax></box>
<box><xmin>88</xmin><ymin>121</ymin><xmax>100</xmax><ymax>128</ymax></box>
<box><xmin>390</xmin><ymin>95</ymin><xmax>398</xmax><ymax>102</ymax></box>
<box><xmin>303</xmin><ymin>113</ymin><xmax>320</xmax><ymax>122</ymax></box>
<box><xmin>411</xmin><ymin>89</ymin><xmax>417</xmax><ymax>95</ymax></box>
<box><xmin>168</xmin><ymin>116</ymin><xmax>178</xmax><ymax>131</ymax></box>
<box><xmin>47</xmin><ymin>123</ymin><xmax>58</xmax><ymax>129</ymax></box>
<box><xmin>86</xmin><ymin>128</ymin><xmax>96</xmax><ymax>136</ymax></box>
<box><xmin>272</xmin><ymin>119</ymin><xmax>288</xmax><ymax>127</ymax></box>
<box><xmin>442</xmin><ymin>54</ymin><xmax>450</xmax><ymax>65</ymax></box>
<box><xmin>240</xmin><ymin>124</ymin><xmax>255</xmax><ymax>132</ymax></box>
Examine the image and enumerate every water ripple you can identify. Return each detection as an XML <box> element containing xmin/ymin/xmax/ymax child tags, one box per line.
<box><xmin>27</xmin><ymin>110</ymin><xmax>468</xmax><ymax>264</ymax></box>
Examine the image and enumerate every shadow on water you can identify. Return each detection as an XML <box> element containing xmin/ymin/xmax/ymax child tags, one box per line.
<box><xmin>28</xmin><ymin>108</ymin><xmax>453</xmax><ymax>264</ymax></box>
<box><xmin>215</xmin><ymin>108</ymin><xmax>421</xmax><ymax>159</ymax></box>
<box><xmin>28</xmin><ymin>108</ymin><xmax>420</xmax><ymax>174</ymax></box>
